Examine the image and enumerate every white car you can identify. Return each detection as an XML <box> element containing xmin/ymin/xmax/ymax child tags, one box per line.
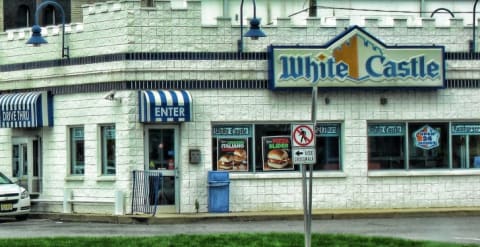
<box><xmin>0</xmin><ymin>172</ymin><xmax>30</xmax><ymax>220</ymax></box>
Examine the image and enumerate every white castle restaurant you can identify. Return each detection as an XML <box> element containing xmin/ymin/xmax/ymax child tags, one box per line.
<box><xmin>1</xmin><ymin>1</ymin><xmax>480</xmax><ymax>215</ymax></box>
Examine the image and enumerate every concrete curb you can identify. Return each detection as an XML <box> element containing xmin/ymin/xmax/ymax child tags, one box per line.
<box><xmin>29</xmin><ymin>207</ymin><xmax>480</xmax><ymax>224</ymax></box>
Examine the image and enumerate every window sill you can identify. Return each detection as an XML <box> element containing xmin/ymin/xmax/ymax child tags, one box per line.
<box><xmin>368</xmin><ymin>169</ymin><xmax>480</xmax><ymax>177</ymax></box>
<box><xmin>229</xmin><ymin>171</ymin><xmax>347</xmax><ymax>180</ymax></box>
<box><xmin>65</xmin><ymin>176</ymin><xmax>84</xmax><ymax>181</ymax></box>
<box><xmin>96</xmin><ymin>176</ymin><xmax>116</xmax><ymax>182</ymax></box>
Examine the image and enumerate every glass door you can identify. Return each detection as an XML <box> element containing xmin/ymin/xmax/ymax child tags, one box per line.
<box><xmin>145</xmin><ymin>126</ymin><xmax>179</xmax><ymax>213</ymax></box>
<box><xmin>12</xmin><ymin>137</ymin><xmax>41</xmax><ymax>196</ymax></box>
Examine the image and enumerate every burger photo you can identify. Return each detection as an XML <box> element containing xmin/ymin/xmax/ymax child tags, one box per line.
<box><xmin>217</xmin><ymin>154</ymin><xmax>233</xmax><ymax>170</ymax></box>
<box><xmin>267</xmin><ymin>149</ymin><xmax>289</xmax><ymax>169</ymax></box>
<box><xmin>233</xmin><ymin>149</ymin><xmax>247</xmax><ymax>165</ymax></box>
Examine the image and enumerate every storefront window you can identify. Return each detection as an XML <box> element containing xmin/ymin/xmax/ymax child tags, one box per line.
<box><xmin>315</xmin><ymin>123</ymin><xmax>342</xmax><ymax>170</ymax></box>
<box><xmin>368</xmin><ymin>123</ymin><xmax>405</xmax><ymax>170</ymax></box>
<box><xmin>70</xmin><ymin>127</ymin><xmax>85</xmax><ymax>175</ymax></box>
<box><xmin>452</xmin><ymin>123</ymin><xmax>480</xmax><ymax>169</ymax></box>
<box><xmin>212</xmin><ymin>123</ymin><xmax>343</xmax><ymax>172</ymax></box>
<box><xmin>408</xmin><ymin>123</ymin><xmax>449</xmax><ymax>169</ymax></box>
<box><xmin>101</xmin><ymin>125</ymin><xmax>116</xmax><ymax>175</ymax></box>
<box><xmin>212</xmin><ymin>125</ymin><xmax>253</xmax><ymax>172</ymax></box>
<box><xmin>368</xmin><ymin>122</ymin><xmax>480</xmax><ymax>170</ymax></box>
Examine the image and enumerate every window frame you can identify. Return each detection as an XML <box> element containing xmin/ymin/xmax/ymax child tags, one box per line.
<box><xmin>69</xmin><ymin>126</ymin><xmax>85</xmax><ymax>176</ymax></box>
<box><xmin>368</xmin><ymin>121</ymin><xmax>480</xmax><ymax>171</ymax></box>
<box><xmin>100</xmin><ymin>124</ymin><xmax>116</xmax><ymax>176</ymax></box>
<box><xmin>212</xmin><ymin>122</ymin><xmax>343</xmax><ymax>173</ymax></box>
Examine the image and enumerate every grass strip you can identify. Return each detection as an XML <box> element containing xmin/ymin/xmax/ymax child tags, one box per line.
<box><xmin>0</xmin><ymin>233</ymin><xmax>477</xmax><ymax>247</ymax></box>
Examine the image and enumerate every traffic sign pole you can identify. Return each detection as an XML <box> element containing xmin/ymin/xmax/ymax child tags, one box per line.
<box><xmin>304</xmin><ymin>85</ymin><xmax>318</xmax><ymax>247</ymax></box>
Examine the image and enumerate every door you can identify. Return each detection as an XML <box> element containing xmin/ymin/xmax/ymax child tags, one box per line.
<box><xmin>145</xmin><ymin>126</ymin><xmax>180</xmax><ymax>213</ymax></box>
<box><xmin>12</xmin><ymin>137</ymin><xmax>42</xmax><ymax>196</ymax></box>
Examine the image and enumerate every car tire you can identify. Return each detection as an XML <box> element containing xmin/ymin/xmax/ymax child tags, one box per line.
<box><xmin>15</xmin><ymin>215</ymin><xmax>28</xmax><ymax>221</ymax></box>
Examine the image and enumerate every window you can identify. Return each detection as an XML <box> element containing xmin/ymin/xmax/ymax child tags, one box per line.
<box><xmin>101</xmin><ymin>125</ymin><xmax>116</xmax><ymax>175</ymax></box>
<box><xmin>15</xmin><ymin>5</ymin><xmax>31</xmax><ymax>28</ymax></box>
<box><xmin>315</xmin><ymin>123</ymin><xmax>342</xmax><ymax>170</ymax></box>
<box><xmin>368</xmin><ymin>123</ymin><xmax>405</xmax><ymax>170</ymax></box>
<box><xmin>141</xmin><ymin>0</ymin><xmax>154</xmax><ymax>7</ymax></box>
<box><xmin>368</xmin><ymin>122</ymin><xmax>480</xmax><ymax>170</ymax></box>
<box><xmin>452</xmin><ymin>124</ymin><xmax>480</xmax><ymax>169</ymax></box>
<box><xmin>70</xmin><ymin>127</ymin><xmax>84</xmax><ymax>175</ymax></box>
<box><xmin>212</xmin><ymin>123</ymin><xmax>342</xmax><ymax>172</ymax></box>
<box><xmin>408</xmin><ymin>123</ymin><xmax>448</xmax><ymax>169</ymax></box>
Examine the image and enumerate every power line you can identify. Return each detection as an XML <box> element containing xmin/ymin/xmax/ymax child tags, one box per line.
<box><xmin>289</xmin><ymin>5</ymin><xmax>475</xmax><ymax>17</ymax></box>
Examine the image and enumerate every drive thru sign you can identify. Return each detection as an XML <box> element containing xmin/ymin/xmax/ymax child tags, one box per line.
<box><xmin>291</xmin><ymin>124</ymin><xmax>316</xmax><ymax>164</ymax></box>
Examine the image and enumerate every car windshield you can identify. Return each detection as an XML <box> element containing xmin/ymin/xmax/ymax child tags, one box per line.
<box><xmin>0</xmin><ymin>172</ymin><xmax>13</xmax><ymax>185</ymax></box>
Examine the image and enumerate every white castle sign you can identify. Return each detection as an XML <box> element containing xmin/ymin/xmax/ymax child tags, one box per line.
<box><xmin>268</xmin><ymin>26</ymin><xmax>445</xmax><ymax>89</ymax></box>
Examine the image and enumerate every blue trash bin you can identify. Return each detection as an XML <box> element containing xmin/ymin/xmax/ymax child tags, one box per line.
<box><xmin>208</xmin><ymin>171</ymin><xmax>230</xmax><ymax>213</ymax></box>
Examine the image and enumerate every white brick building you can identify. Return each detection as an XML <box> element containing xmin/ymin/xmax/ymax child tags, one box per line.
<box><xmin>1</xmin><ymin>0</ymin><xmax>480</xmax><ymax>215</ymax></box>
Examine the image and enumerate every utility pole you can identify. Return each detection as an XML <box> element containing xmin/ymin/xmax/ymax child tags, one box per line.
<box><xmin>309</xmin><ymin>0</ymin><xmax>317</xmax><ymax>17</ymax></box>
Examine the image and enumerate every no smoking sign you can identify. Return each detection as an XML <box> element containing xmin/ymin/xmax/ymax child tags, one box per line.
<box><xmin>291</xmin><ymin>124</ymin><xmax>315</xmax><ymax>147</ymax></box>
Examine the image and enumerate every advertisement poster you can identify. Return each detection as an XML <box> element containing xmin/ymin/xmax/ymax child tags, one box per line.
<box><xmin>414</xmin><ymin>125</ymin><xmax>440</xmax><ymax>150</ymax></box>
<box><xmin>262</xmin><ymin>136</ymin><xmax>293</xmax><ymax>171</ymax></box>
<box><xmin>216</xmin><ymin>139</ymin><xmax>248</xmax><ymax>171</ymax></box>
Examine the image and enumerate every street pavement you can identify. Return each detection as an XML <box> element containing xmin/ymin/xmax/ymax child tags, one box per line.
<box><xmin>1</xmin><ymin>215</ymin><xmax>480</xmax><ymax>245</ymax></box>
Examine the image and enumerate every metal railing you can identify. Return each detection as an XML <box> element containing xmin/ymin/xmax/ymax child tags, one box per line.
<box><xmin>131</xmin><ymin>170</ymin><xmax>162</xmax><ymax>216</ymax></box>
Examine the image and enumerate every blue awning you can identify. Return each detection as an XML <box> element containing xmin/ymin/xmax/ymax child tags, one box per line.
<box><xmin>139</xmin><ymin>90</ymin><xmax>192</xmax><ymax>123</ymax></box>
<box><xmin>0</xmin><ymin>91</ymin><xmax>53</xmax><ymax>128</ymax></box>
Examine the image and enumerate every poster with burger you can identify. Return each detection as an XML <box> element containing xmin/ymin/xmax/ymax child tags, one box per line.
<box><xmin>262</xmin><ymin>136</ymin><xmax>292</xmax><ymax>171</ymax></box>
<box><xmin>217</xmin><ymin>139</ymin><xmax>248</xmax><ymax>171</ymax></box>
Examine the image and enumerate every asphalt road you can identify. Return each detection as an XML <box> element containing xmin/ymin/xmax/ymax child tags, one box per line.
<box><xmin>0</xmin><ymin>216</ymin><xmax>479</xmax><ymax>245</ymax></box>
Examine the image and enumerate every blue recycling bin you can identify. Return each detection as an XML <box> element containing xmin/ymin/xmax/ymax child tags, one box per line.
<box><xmin>208</xmin><ymin>171</ymin><xmax>230</xmax><ymax>213</ymax></box>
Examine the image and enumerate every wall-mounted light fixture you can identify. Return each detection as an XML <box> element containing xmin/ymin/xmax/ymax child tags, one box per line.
<box><xmin>26</xmin><ymin>1</ymin><xmax>69</xmax><ymax>59</ymax></box>
<box><xmin>324</xmin><ymin>97</ymin><xmax>330</xmax><ymax>105</ymax></box>
<box><xmin>237</xmin><ymin>0</ymin><xmax>266</xmax><ymax>53</ymax></box>
<box><xmin>380</xmin><ymin>97</ymin><xmax>388</xmax><ymax>105</ymax></box>
<box><xmin>103</xmin><ymin>90</ymin><xmax>121</xmax><ymax>102</ymax></box>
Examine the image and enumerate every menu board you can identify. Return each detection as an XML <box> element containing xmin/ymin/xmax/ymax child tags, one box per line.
<box><xmin>262</xmin><ymin>136</ymin><xmax>293</xmax><ymax>171</ymax></box>
<box><xmin>216</xmin><ymin>139</ymin><xmax>248</xmax><ymax>171</ymax></box>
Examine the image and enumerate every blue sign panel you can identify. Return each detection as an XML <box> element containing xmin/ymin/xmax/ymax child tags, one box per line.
<box><xmin>139</xmin><ymin>90</ymin><xmax>192</xmax><ymax>123</ymax></box>
<box><xmin>368</xmin><ymin>124</ymin><xmax>405</xmax><ymax>136</ymax></box>
<box><xmin>0</xmin><ymin>91</ymin><xmax>53</xmax><ymax>128</ymax></box>
<box><xmin>452</xmin><ymin>124</ymin><xmax>480</xmax><ymax>135</ymax></box>
<box><xmin>212</xmin><ymin>125</ymin><xmax>252</xmax><ymax>138</ymax></box>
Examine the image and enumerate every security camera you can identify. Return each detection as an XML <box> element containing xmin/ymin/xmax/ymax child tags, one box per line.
<box><xmin>103</xmin><ymin>90</ymin><xmax>115</xmax><ymax>100</ymax></box>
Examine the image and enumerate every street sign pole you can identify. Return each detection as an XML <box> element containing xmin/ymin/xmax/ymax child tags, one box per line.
<box><xmin>302</xmin><ymin>163</ymin><xmax>308</xmax><ymax>247</ymax></box>
<box><xmin>304</xmin><ymin>84</ymin><xmax>318</xmax><ymax>247</ymax></box>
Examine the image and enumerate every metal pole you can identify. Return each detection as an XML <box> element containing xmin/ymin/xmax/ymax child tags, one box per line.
<box><xmin>238</xmin><ymin>0</ymin><xmax>258</xmax><ymax>53</ymax></box>
<box><xmin>301</xmin><ymin>163</ymin><xmax>309</xmax><ymax>247</ymax></box>
<box><xmin>308</xmin><ymin>0</ymin><xmax>317</xmax><ymax>17</ymax></box>
<box><xmin>301</xmin><ymin>83</ymin><xmax>318</xmax><ymax>247</ymax></box>
<box><xmin>308</xmin><ymin>163</ymin><xmax>313</xmax><ymax>245</ymax></box>
<box><xmin>33</xmin><ymin>1</ymin><xmax>68</xmax><ymax>58</ymax></box>
<box><xmin>474</xmin><ymin>0</ymin><xmax>479</xmax><ymax>53</ymax></box>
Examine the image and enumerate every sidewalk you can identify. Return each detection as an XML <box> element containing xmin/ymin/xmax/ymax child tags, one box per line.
<box><xmin>29</xmin><ymin>207</ymin><xmax>480</xmax><ymax>224</ymax></box>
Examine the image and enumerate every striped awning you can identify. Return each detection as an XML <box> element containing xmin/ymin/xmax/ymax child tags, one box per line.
<box><xmin>0</xmin><ymin>91</ymin><xmax>53</xmax><ymax>128</ymax></box>
<box><xmin>139</xmin><ymin>90</ymin><xmax>192</xmax><ymax>123</ymax></box>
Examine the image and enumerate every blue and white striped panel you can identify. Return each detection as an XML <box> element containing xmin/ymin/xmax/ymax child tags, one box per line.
<box><xmin>0</xmin><ymin>91</ymin><xmax>52</xmax><ymax>128</ymax></box>
<box><xmin>139</xmin><ymin>90</ymin><xmax>192</xmax><ymax>123</ymax></box>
